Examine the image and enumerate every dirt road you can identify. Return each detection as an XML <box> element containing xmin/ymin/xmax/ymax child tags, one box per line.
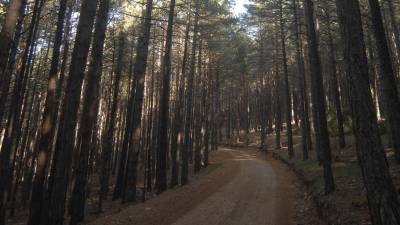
<box><xmin>86</xmin><ymin>147</ymin><xmax>320</xmax><ymax>225</ymax></box>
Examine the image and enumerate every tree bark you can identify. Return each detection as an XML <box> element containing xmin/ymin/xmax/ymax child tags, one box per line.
<box><xmin>44</xmin><ymin>0</ymin><xmax>99</xmax><ymax>223</ymax></box>
<box><xmin>170</xmin><ymin>10</ymin><xmax>190</xmax><ymax>188</ymax></box>
<box><xmin>26</xmin><ymin>0</ymin><xmax>69</xmax><ymax>223</ymax></box>
<box><xmin>273</xmin><ymin>28</ymin><xmax>282</xmax><ymax>150</ymax></box>
<box><xmin>292</xmin><ymin>0</ymin><xmax>311</xmax><ymax>160</ymax></box>
<box><xmin>335</xmin><ymin>0</ymin><xmax>400</xmax><ymax>224</ymax></box>
<box><xmin>96</xmin><ymin>7</ymin><xmax>119</xmax><ymax>211</ymax></box>
<box><xmin>304</xmin><ymin>0</ymin><xmax>335</xmax><ymax>194</ymax></box>
<box><xmin>386</xmin><ymin>0</ymin><xmax>400</xmax><ymax>66</ymax></box>
<box><xmin>194</xmin><ymin>39</ymin><xmax>203</xmax><ymax>174</ymax></box>
<box><xmin>122</xmin><ymin>0</ymin><xmax>153</xmax><ymax>202</ymax></box>
<box><xmin>325</xmin><ymin>10</ymin><xmax>346</xmax><ymax>149</ymax></box>
<box><xmin>69</xmin><ymin>0</ymin><xmax>112</xmax><ymax>221</ymax></box>
<box><xmin>367</xmin><ymin>0</ymin><xmax>400</xmax><ymax>163</ymax></box>
<box><xmin>156</xmin><ymin>0</ymin><xmax>175</xmax><ymax>194</ymax></box>
<box><xmin>181</xmin><ymin>0</ymin><xmax>199</xmax><ymax>186</ymax></box>
<box><xmin>0</xmin><ymin>0</ymin><xmax>43</xmax><ymax>222</ymax></box>
<box><xmin>0</xmin><ymin>0</ymin><xmax>26</xmax><ymax>125</ymax></box>
<box><xmin>278</xmin><ymin>0</ymin><xmax>294</xmax><ymax>158</ymax></box>
<box><xmin>0</xmin><ymin>0</ymin><xmax>24</xmax><ymax>80</ymax></box>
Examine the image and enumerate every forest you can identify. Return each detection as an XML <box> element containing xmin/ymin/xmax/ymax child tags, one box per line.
<box><xmin>0</xmin><ymin>0</ymin><xmax>400</xmax><ymax>224</ymax></box>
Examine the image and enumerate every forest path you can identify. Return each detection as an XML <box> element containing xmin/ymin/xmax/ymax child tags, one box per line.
<box><xmin>86</xmin><ymin>147</ymin><xmax>316</xmax><ymax>225</ymax></box>
<box><xmin>170</xmin><ymin>148</ymin><xmax>298</xmax><ymax>225</ymax></box>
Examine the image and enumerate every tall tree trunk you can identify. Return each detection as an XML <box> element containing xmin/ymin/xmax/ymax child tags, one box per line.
<box><xmin>122</xmin><ymin>0</ymin><xmax>153</xmax><ymax>202</ymax></box>
<box><xmin>156</xmin><ymin>0</ymin><xmax>175</xmax><ymax>194</ymax></box>
<box><xmin>0</xmin><ymin>0</ymin><xmax>24</xmax><ymax>80</ymax></box>
<box><xmin>386</xmin><ymin>0</ymin><xmax>400</xmax><ymax>66</ymax></box>
<box><xmin>170</xmin><ymin>10</ymin><xmax>190</xmax><ymax>188</ymax></box>
<box><xmin>69</xmin><ymin>0</ymin><xmax>112</xmax><ymax>221</ymax></box>
<box><xmin>181</xmin><ymin>0</ymin><xmax>199</xmax><ymax>186</ymax></box>
<box><xmin>27</xmin><ymin>0</ymin><xmax>69</xmax><ymax>223</ymax></box>
<box><xmin>194</xmin><ymin>39</ymin><xmax>203</xmax><ymax>173</ymax></box>
<box><xmin>325</xmin><ymin>10</ymin><xmax>346</xmax><ymax>149</ymax></box>
<box><xmin>145</xmin><ymin>34</ymin><xmax>157</xmax><ymax>192</ymax></box>
<box><xmin>279</xmin><ymin>0</ymin><xmax>294</xmax><ymax>158</ymax></box>
<box><xmin>211</xmin><ymin>67</ymin><xmax>220</xmax><ymax>151</ymax></box>
<box><xmin>292</xmin><ymin>0</ymin><xmax>311</xmax><ymax>160</ymax></box>
<box><xmin>273</xmin><ymin>30</ymin><xmax>282</xmax><ymax>150</ymax></box>
<box><xmin>0</xmin><ymin>0</ymin><xmax>26</xmax><ymax>125</ymax></box>
<box><xmin>335</xmin><ymin>0</ymin><xmax>400</xmax><ymax>224</ymax></box>
<box><xmin>0</xmin><ymin>0</ymin><xmax>43</xmax><ymax>222</ymax></box>
<box><xmin>44</xmin><ymin>0</ymin><xmax>99</xmax><ymax>223</ymax></box>
<box><xmin>367</xmin><ymin>0</ymin><xmax>400</xmax><ymax>163</ymax></box>
<box><xmin>96</xmin><ymin>6</ymin><xmax>118</xmax><ymax>211</ymax></box>
<box><xmin>304</xmin><ymin>0</ymin><xmax>335</xmax><ymax>194</ymax></box>
<box><xmin>203</xmin><ymin>59</ymin><xmax>212</xmax><ymax>165</ymax></box>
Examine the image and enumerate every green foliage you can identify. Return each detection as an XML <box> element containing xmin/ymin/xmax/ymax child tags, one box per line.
<box><xmin>326</xmin><ymin>107</ymin><xmax>353</xmax><ymax>136</ymax></box>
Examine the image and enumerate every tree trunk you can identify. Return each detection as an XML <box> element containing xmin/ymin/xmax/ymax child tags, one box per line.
<box><xmin>367</xmin><ymin>0</ymin><xmax>400</xmax><ymax>163</ymax></box>
<box><xmin>335</xmin><ymin>0</ymin><xmax>400</xmax><ymax>224</ymax></box>
<box><xmin>156</xmin><ymin>0</ymin><xmax>175</xmax><ymax>194</ymax></box>
<box><xmin>273</xmin><ymin>30</ymin><xmax>282</xmax><ymax>150</ymax></box>
<box><xmin>181</xmin><ymin>0</ymin><xmax>199</xmax><ymax>186</ymax></box>
<box><xmin>96</xmin><ymin>5</ymin><xmax>118</xmax><ymax>210</ymax></box>
<box><xmin>0</xmin><ymin>0</ymin><xmax>43</xmax><ymax>222</ymax></box>
<box><xmin>386</xmin><ymin>0</ymin><xmax>400</xmax><ymax>66</ymax></box>
<box><xmin>0</xmin><ymin>0</ymin><xmax>24</xmax><ymax>80</ymax></box>
<box><xmin>203</xmin><ymin>58</ymin><xmax>212</xmax><ymax>166</ymax></box>
<box><xmin>325</xmin><ymin>10</ymin><xmax>346</xmax><ymax>149</ymax></box>
<box><xmin>292</xmin><ymin>0</ymin><xmax>311</xmax><ymax>160</ymax></box>
<box><xmin>304</xmin><ymin>0</ymin><xmax>335</xmax><ymax>194</ymax></box>
<box><xmin>194</xmin><ymin>39</ymin><xmax>203</xmax><ymax>174</ymax></box>
<box><xmin>69</xmin><ymin>0</ymin><xmax>112</xmax><ymax>221</ymax></box>
<box><xmin>170</xmin><ymin>10</ymin><xmax>190</xmax><ymax>188</ymax></box>
<box><xmin>122</xmin><ymin>0</ymin><xmax>153</xmax><ymax>202</ymax></box>
<box><xmin>44</xmin><ymin>0</ymin><xmax>99</xmax><ymax>223</ymax></box>
<box><xmin>279</xmin><ymin>0</ymin><xmax>294</xmax><ymax>158</ymax></box>
<box><xmin>0</xmin><ymin>0</ymin><xmax>26</xmax><ymax>125</ymax></box>
<box><xmin>26</xmin><ymin>0</ymin><xmax>69</xmax><ymax>223</ymax></box>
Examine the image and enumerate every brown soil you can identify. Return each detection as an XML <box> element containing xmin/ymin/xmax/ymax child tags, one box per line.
<box><xmin>85</xmin><ymin>147</ymin><xmax>321</xmax><ymax>225</ymax></box>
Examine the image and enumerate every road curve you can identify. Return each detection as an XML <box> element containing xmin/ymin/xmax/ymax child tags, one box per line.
<box><xmin>85</xmin><ymin>147</ymin><xmax>314</xmax><ymax>225</ymax></box>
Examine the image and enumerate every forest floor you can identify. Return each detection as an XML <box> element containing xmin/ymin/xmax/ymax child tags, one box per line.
<box><xmin>236</xmin><ymin>130</ymin><xmax>400</xmax><ymax>225</ymax></box>
<box><xmin>82</xmin><ymin>147</ymin><xmax>322</xmax><ymax>225</ymax></box>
